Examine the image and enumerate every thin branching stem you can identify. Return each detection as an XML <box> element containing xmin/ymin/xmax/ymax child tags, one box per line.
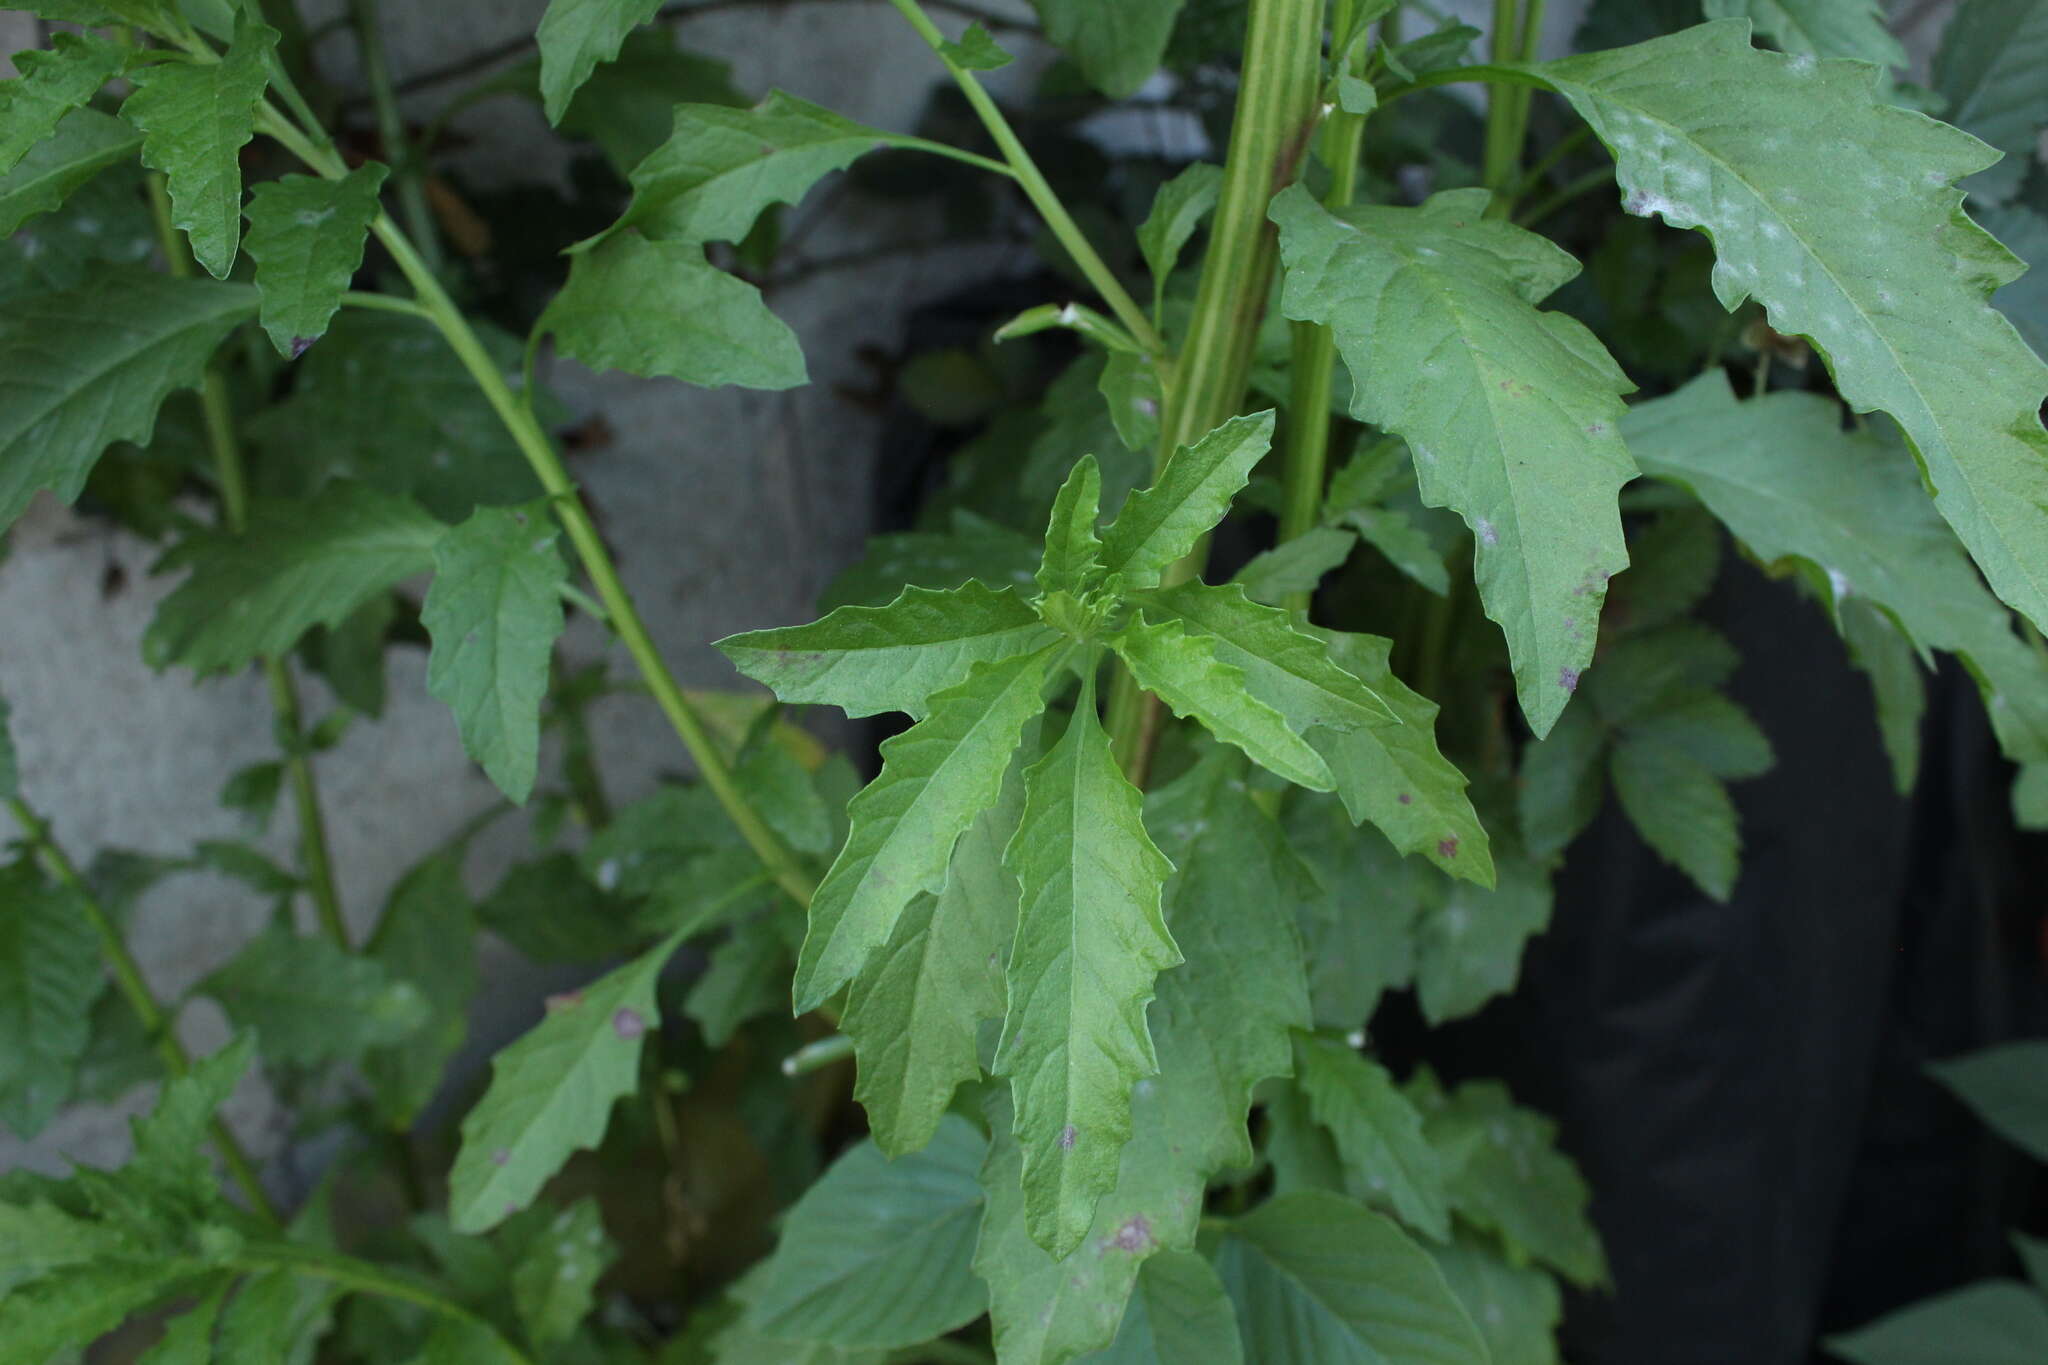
<box><xmin>346</xmin><ymin>0</ymin><xmax>443</xmax><ymax>277</ymax></box>
<box><xmin>142</xmin><ymin>144</ymin><xmax>355</xmax><ymax>951</ymax></box>
<box><xmin>883</xmin><ymin>0</ymin><xmax>1166</xmax><ymax>355</ymax></box>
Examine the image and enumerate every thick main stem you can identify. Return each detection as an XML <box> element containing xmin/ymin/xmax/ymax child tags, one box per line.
<box><xmin>1106</xmin><ymin>0</ymin><xmax>1325</xmax><ymax>782</ymax></box>
<box><xmin>1278</xmin><ymin>14</ymin><xmax>1371</xmax><ymax>615</ymax></box>
<box><xmin>146</xmin><ymin>168</ymin><xmax>354</xmax><ymax>950</ymax></box>
<box><xmin>8</xmin><ymin>798</ymin><xmax>279</xmax><ymax>1222</ymax></box>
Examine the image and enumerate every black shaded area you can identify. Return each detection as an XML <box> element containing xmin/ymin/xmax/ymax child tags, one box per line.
<box><xmin>1388</xmin><ymin>555</ymin><xmax>2048</xmax><ymax>1364</ymax></box>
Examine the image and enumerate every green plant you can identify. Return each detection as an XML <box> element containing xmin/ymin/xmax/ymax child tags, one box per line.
<box><xmin>0</xmin><ymin>0</ymin><xmax>2045</xmax><ymax>1361</ymax></box>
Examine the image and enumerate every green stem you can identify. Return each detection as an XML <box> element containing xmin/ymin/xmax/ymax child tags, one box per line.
<box><xmin>1482</xmin><ymin>0</ymin><xmax>1546</xmax><ymax>215</ymax></box>
<box><xmin>347</xmin><ymin>0</ymin><xmax>444</xmax><ymax>277</ymax></box>
<box><xmin>229</xmin><ymin>1244</ymin><xmax>536</xmax><ymax>1364</ymax></box>
<box><xmin>1106</xmin><ymin>0</ymin><xmax>1324</xmax><ymax>782</ymax></box>
<box><xmin>884</xmin><ymin>0</ymin><xmax>1164</xmax><ymax>355</ymax></box>
<box><xmin>780</xmin><ymin>1033</ymin><xmax>855</xmax><ymax>1076</ymax></box>
<box><xmin>7</xmin><ymin>798</ymin><xmax>279</xmax><ymax>1223</ymax></box>
<box><xmin>146</xmin><ymin>163</ymin><xmax>354</xmax><ymax>949</ymax></box>
<box><xmin>1277</xmin><ymin>6</ymin><xmax>1371</xmax><ymax>616</ymax></box>
<box><xmin>251</xmin><ymin>103</ymin><xmax>818</xmax><ymax>909</ymax></box>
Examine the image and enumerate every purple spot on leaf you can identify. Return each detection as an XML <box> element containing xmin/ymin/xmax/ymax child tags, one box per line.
<box><xmin>1438</xmin><ymin>837</ymin><xmax>1459</xmax><ymax>860</ymax></box>
<box><xmin>504</xmin><ymin>1201</ymin><xmax>519</xmax><ymax>1217</ymax></box>
<box><xmin>1058</xmin><ymin>1125</ymin><xmax>1077</xmax><ymax>1150</ymax></box>
<box><xmin>289</xmin><ymin>336</ymin><xmax>316</xmax><ymax>360</ymax></box>
<box><xmin>1109</xmin><ymin>1215</ymin><xmax>1154</xmax><ymax>1252</ymax></box>
<box><xmin>1559</xmin><ymin>667</ymin><xmax>1580</xmax><ymax>693</ymax></box>
<box><xmin>492</xmin><ymin>1148</ymin><xmax>510</xmax><ymax>1166</ymax></box>
<box><xmin>612</xmin><ymin>1006</ymin><xmax>646</xmax><ymax>1040</ymax></box>
<box><xmin>1397</xmin><ymin>792</ymin><xmax>1413</xmax><ymax>805</ymax></box>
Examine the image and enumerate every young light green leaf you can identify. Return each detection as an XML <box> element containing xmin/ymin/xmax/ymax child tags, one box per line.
<box><xmin>122</xmin><ymin>15</ymin><xmax>276</xmax><ymax>277</ymax></box>
<box><xmin>1427</xmin><ymin>1231</ymin><xmax>1565</xmax><ymax>1365</ymax></box>
<box><xmin>1532</xmin><ymin>23</ymin><xmax>2048</xmax><ymax>645</ymax></box>
<box><xmin>0</xmin><ymin>268</ymin><xmax>254</xmax><ymax>535</ymax></box>
<box><xmin>146</xmin><ymin>482</ymin><xmax>444</xmax><ymax>675</ymax></box>
<box><xmin>1701</xmin><ymin>0</ymin><xmax>1904</xmax><ymax>67</ymax></box>
<box><xmin>509</xmin><ymin>1200</ymin><xmax>615</xmax><ymax>1347</ymax></box>
<box><xmin>243</xmin><ymin>164</ymin><xmax>389</xmax><ymax>358</ymax></box>
<box><xmin>0</xmin><ymin>860</ymin><xmax>101</xmax><ymax>1137</ymax></box>
<box><xmin>1074</xmin><ymin>1251</ymin><xmax>1242</xmax><ymax>1365</ymax></box>
<box><xmin>448</xmin><ymin>928</ymin><xmax>685</xmax><ymax>1232</ymax></box>
<box><xmin>940</xmin><ymin>22</ymin><xmax>1015</xmax><ymax>70</ymax></box>
<box><xmin>1272</xmin><ymin>185</ymin><xmax>1636</xmax><ymax>737</ymax></box>
<box><xmin>1137</xmin><ymin>162</ymin><xmax>1222</xmax><ymax>315</ymax></box>
<box><xmin>746</xmin><ymin>1116</ymin><xmax>988</xmax><ymax>1347</ymax></box>
<box><xmin>996</xmin><ymin>686</ymin><xmax>1180</xmax><ymax>1258</ymax></box>
<box><xmin>1292</xmin><ymin>1035</ymin><xmax>1450</xmax><ymax>1241</ymax></box>
<box><xmin>796</xmin><ymin>645</ymin><xmax>1055</xmax><ymax>1012</ymax></box>
<box><xmin>843</xmin><ymin>739</ymin><xmax>1023</xmax><ymax>1157</ymax></box>
<box><xmin>1100</xmin><ymin>410</ymin><xmax>1277</xmax><ymax>590</ymax></box>
<box><xmin>1825</xmin><ymin>1282</ymin><xmax>2048</xmax><ymax>1365</ymax></box>
<box><xmin>1414</xmin><ymin>839</ymin><xmax>1553</xmax><ymax>1025</ymax></box>
<box><xmin>198</xmin><ymin>928</ymin><xmax>430</xmax><ymax>1067</ymax></box>
<box><xmin>535</xmin><ymin>0</ymin><xmax>663</xmax><ymax>124</ymax></box>
<box><xmin>607</xmin><ymin>91</ymin><xmax>895</xmax><ymax>246</ymax></box>
<box><xmin>1932</xmin><ymin>0</ymin><xmax>2048</xmax><ymax>204</ymax></box>
<box><xmin>422</xmin><ymin>501</ymin><xmax>568</xmax><ymax>805</ymax></box>
<box><xmin>539</xmin><ymin>233</ymin><xmax>805</xmax><ymax>390</ymax></box>
<box><xmin>1231</xmin><ymin>525</ymin><xmax>1357</xmax><ymax>606</ymax></box>
<box><xmin>1609</xmin><ymin>734</ymin><xmax>1740</xmax><ymax>899</ymax></box>
<box><xmin>364</xmin><ymin>855</ymin><xmax>477</xmax><ymax>1127</ymax></box>
<box><xmin>1926</xmin><ymin>1041</ymin><xmax>2048</xmax><ymax>1161</ymax></box>
<box><xmin>1215</xmin><ymin>1192</ymin><xmax>1490</xmax><ymax>1365</ymax></box>
<box><xmin>0</xmin><ymin>31</ymin><xmax>128</xmax><ymax>176</ymax></box>
<box><xmin>0</xmin><ymin>107</ymin><xmax>141</xmax><ymax>235</ymax></box>
<box><xmin>1135</xmin><ymin>582</ymin><xmax>1393</xmax><ymax>735</ymax></box>
<box><xmin>123</xmin><ymin>1032</ymin><xmax>255</xmax><ymax>1220</ymax></box>
<box><xmin>1038</xmin><ymin>454</ymin><xmax>1106</xmax><ymax>598</ymax></box>
<box><xmin>1626</xmin><ymin>372</ymin><xmax>2048</xmax><ymax>762</ymax></box>
<box><xmin>1110</xmin><ymin>615</ymin><xmax>1334</xmax><ymax>790</ymax></box>
<box><xmin>1310</xmin><ymin>630</ymin><xmax>1493</xmax><ymax>884</ymax></box>
<box><xmin>1421</xmin><ymin>1079</ymin><xmax>1607</xmax><ymax>1288</ymax></box>
<box><xmin>1028</xmin><ymin>0</ymin><xmax>1186</xmax><ymax>99</ymax></box>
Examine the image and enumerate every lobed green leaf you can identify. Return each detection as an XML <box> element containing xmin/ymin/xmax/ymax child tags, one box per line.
<box><xmin>198</xmin><ymin>929</ymin><xmax>430</xmax><ymax>1067</ymax></box>
<box><xmin>243</xmin><ymin>164</ymin><xmax>389</xmax><ymax>357</ymax></box>
<box><xmin>1273</xmin><ymin>184</ymin><xmax>1636</xmax><ymax>737</ymax></box>
<box><xmin>535</xmin><ymin>0</ymin><xmax>664</xmax><ymax>124</ymax></box>
<box><xmin>1292</xmin><ymin>1035</ymin><xmax>1450</xmax><ymax>1241</ymax></box>
<box><xmin>0</xmin><ymin>860</ymin><xmax>101</xmax><ymax>1137</ymax></box>
<box><xmin>1100</xmin><ymin>411</ymin><xmax>1276</xmax><ymax>590</ymax></box>
<box><xmin>0</xmin><ymin>31</ymin><xmax>128</xmax><ymax>177</ymax></box>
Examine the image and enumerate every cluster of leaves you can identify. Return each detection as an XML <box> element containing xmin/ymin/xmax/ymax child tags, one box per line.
<box><xmin>0</xmin><ymin>0</ymin><xmax>2045</xmax><ymax>1362</ymax></box>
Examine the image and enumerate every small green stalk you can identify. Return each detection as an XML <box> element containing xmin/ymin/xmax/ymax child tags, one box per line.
<box><xmin>1107</xmin><ymin>0</ymin><xmax>1325</xmax><ymax>782</ymax></box>
<box><xmin>250</xmin><ymin>105</ymin><xmax>819</xmax><ymax>911</ymax></box>
<box><xmin>145</xmin><ymin>165</ymin><xmax>354</xmax><ymax>950</ymax></box>
<box><xmin>227</xmin><ymin>1243</ymin><xmax>537</xmax><ymax>1363</ymax></box>
<box><xmin>885</xmin><ymin>0</ymin><xmax>1165</xmax><ymax>356</ymax></box>
<box><xmin>1278</xmin><ymin>0</ymin><xmax>1373</xmax><ymax>616</ymax></box>
<box><xmin>347</xmin><ymin>0</ymin><xmax>443</xmax><ymax>279</ymax></box>
<box><xmin>7</xmin><ymin>797</ymin><xmax>280</xmax><ymax>1224</ymax></box>
<box><xmin>1482</xmin><ymin>0</ymin><xmax>1546</xmax><ymax>215</ymax></box>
